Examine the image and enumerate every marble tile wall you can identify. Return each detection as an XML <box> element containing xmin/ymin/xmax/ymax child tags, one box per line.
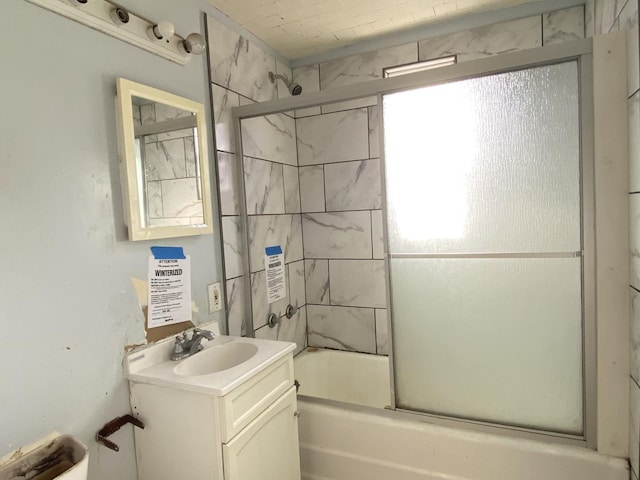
<box><xmin>248</xmin><ymin>214</ymin><xmax>304</xmax><ymax>272</ymax></box>
<box><xmin>255</xmin><ymin>306</ymin><xmax>307</xmax><ymax>356</ymax></box>
<box><xmin>206</xmin><ymin>14</ymin><xmax>307</xmax><ymax>350</ymax></box>
<box><xmin>543</xmin><ymin>7</ymin><xmax>586</xmax><ymax>45</ymax></box>
<box><xmin>318</xmin><ymin>43</ymin><xmax>418</xmax><ymax>114</ymax></box>
<box><xmin>208</xmin><ymin>18</ymin><xmax>276</xmax><ymax>103</ymax></box>
<box><xmin>298</xmin><ymin>104</ymin><xmax>387</xmax><ymax>354</ymax></box>
<box><xmin>217</xmin><ymin>151</ymin><xmax>239</xmax><ymax>216</ymax></box>
<box><xmin>597</xmin><ymin>0</ymin><xmax>640</xmax><ymax>477</ymax></box>
<box><xmin>375</xmin><ymin>309</ymin><xmax>389</xmax><ymax>355</ymax></box>
<box><xmin>297</xmin><ymin>109</ymin><xmax>369</xmax><ymax>165</ymax></box>
<box><xmin>329</xmin><ymin>260</ymin><xmax>386</xmax><ymax>308</ymax></box>
<box><xmin>418</xmin><ymin>16</ymin><xmax>542</xmax><ymax>62</ymax></box>
<box><xmin>292</xmin><ymin>7</ymin><xmax>586</xmax><ymax>107</ymax></box>
<box><xmin>324</xmin><ymin>160</ymin><xmax>382</xmax><ymax>211</ymax></box>
<box><xmin>304</xmin><ymin>259</ymin><xmax>330</xmax><ymax>305</ymax></box>
<box><xmin>251</xmin><ymin>268</ymin><xmax>291</xmax><ymax>329</ymax></box>
<box><xmin>292</xmin><ymin>65</ymin><xmax>321</xmax><ymax>118</ymax></box>
<box><xmin>283</xmin><ymin>165</ymin><xmax>301</xmax><ymax>214</ymax></box>
<box><xmin>307</xmin><ymin>305</ymin><xmax>377</xmax><ymax>354</ymax></box>
<box><xmin>243</xmin><ymin>157</ymin><xmax>285</xmax><ymax>215</ymax></box>
<box><xmin>241</xmin><ymin>114</ymin><xmax>297</xmax><ymax>165</ymax></box>
<box><xmin>299</xmin><ymin>166</ymin><xmax>325</xmax><ymax>212</ymax></box>
<box><xmin>225</xmin><ymin>276</ymin><xmax>246</xmax><ymax>336</ymax></box>
<box><xmin>249</xmin><ymin>260</ymin><xmax>306</xmax><ymax>329</ymax></box>
<box><xmin>211</xmin><ymin>84</ymin><xmax>239</xmax><ymax>154</ymax></box>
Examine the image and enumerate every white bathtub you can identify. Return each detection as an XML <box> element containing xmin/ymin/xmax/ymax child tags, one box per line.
<box><xmin>294</xmin><ymin>347</ymin><xmax>390</xmax><ymax>408</ymax></box>
<box><xmin>293</xmin><ymin>347</ymin><xmax>628</xmax><ymax>480</ymax></box>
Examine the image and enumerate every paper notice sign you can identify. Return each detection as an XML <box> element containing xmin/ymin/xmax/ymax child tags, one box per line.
<box><xmin>265</xmin><ymin>245</ymin><xmax>286</xmax><ymax>304</ymax></box>
<box><xmin>147</xmin><ymin>247</ymin><xmax>192</xmax><ymax>328</ymax></box>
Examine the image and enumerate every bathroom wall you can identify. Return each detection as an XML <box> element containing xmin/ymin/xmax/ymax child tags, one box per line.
<box><xmin>3</xmin><ymin>2</ymin><xmax>633</xmax><ymax>479</ymax></box>
<box><xmin>0</xmin><ymin>1</ymin><xmax>226</xmax><ymax>479</ymax></box>
<box><xmin>298</xmin><ymin>107</ymin><xmax>387</xmax><ymax>354</ymax></box>
<box><xmin>595</xmin><ymin>0</ymin><xmax>640</xmax><ymax>477</ymax></box>
<box><xmin>207</xmin><ymin>16</ymin><xmax>307</xmax><ymax>353</ymax></box>
<box><xmin>293</xmin><ymin>5</ymin><xmax>587</xmax><ymax>357</ymax></box>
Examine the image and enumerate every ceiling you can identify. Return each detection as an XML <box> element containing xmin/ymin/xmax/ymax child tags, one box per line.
<box><xmin>206</xmin><ymin>0</ymin><xmax>555</xmax><ymax>60</ymax></box>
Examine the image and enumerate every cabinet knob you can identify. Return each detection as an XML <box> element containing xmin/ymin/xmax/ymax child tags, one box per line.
<box><xmin>294</xmin><ymin>410</ymin><xmax>301</xmax><ymax>417</ymax></box>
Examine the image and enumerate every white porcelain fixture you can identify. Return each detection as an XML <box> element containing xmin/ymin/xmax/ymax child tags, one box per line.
<box><xmin>294</xmin><ymin>348</ymin><xmax>628</xmax><ymax>480</ymax></box>
<box><xmin>173</xmin><ymin>341</ymin><xmax>259</xmax><ymax>376</ymax></box>
<box><xmin>126</xmin><ymin>333</ymin><xmax>293</xmax><ymax>395</ymax></box>
<box><xmin>295</xmin><ymin>347</ymin><xmax>390</xmax><ymax>408</ymax></box>
<box><xmin>0</xmin><ymin>435</ymin><xmax>88</xmax><ymax>480</ymax></box>
<box><xmin>125</xmin><ymin>331</ymin><xmax>300</xmax><ymax>480</ymax></box>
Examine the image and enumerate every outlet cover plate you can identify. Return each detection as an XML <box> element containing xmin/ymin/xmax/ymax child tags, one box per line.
<box><xmin>208</xmin><ymin>282</ymin><xmax>222</xmax><ymax>313</ymax></box>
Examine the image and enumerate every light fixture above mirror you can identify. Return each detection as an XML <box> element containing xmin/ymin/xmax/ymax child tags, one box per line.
<box><xmin>26</xmin><ymin>0</ymin><xmax>205</xmax><ymax>65</ymax></box>
<box><xmin>115</xmin><ymin>78</ymin><xmax>214</xmax><ymax>241</ymax></box>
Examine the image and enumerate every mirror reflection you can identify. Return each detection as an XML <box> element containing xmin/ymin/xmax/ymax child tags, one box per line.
<box><xmin>132</xmin><ymin>97</ymin><xmax>203</xmax><ymax>227</ymax></box>
<box><xmin>116</xmin><ymin>78</ymin><xmax>213</xmax><ymax>241</ymax></box>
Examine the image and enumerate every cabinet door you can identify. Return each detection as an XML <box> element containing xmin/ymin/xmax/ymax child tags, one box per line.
<box><xmin>223</xmin><ymin>386</ymin><xmax>300</xmax><ymax>480</ymax></box>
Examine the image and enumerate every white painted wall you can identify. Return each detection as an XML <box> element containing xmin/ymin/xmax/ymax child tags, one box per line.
<box><xmin>0</xmin><ymin>1</ymin><xmax>226</xmax><ymax>478</ymax></box>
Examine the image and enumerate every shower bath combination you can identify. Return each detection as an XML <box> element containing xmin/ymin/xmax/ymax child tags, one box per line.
<box><xmin>229</xmin><ymin>35</ymin><xmax>628</xmax><ymax>480</ymax></box>
<box><xmin>268</xmin><ymin>71</ymin><xmax>303</xmax><ymax>96</ymax></box>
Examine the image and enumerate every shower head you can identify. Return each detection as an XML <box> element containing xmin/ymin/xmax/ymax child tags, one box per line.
<box><xmin>289</xmin><ymin>82</ymin><xmax>303</xmax><ymax>96</ymax></box>
<box><xmin>268</xmin><ymin>71</ymin><xmax>303</xmax><ymax>96</ymax></box>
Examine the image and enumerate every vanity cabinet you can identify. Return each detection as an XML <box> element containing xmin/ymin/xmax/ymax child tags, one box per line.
<box><xmin>223</xmin><ymin>387</ymin><xmax>299</xmax><ymax>480</ymax></box>
<box><xmin>128</xmin><ymin>353</ymin><xmax>300</xmax><ymax>480</ymax></box>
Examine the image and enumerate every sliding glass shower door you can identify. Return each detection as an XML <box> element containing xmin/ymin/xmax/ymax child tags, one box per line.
<box><xmin>382</xmin><ymin>60</ymin><xmax>585</xmax><ymax>435</ymax></box>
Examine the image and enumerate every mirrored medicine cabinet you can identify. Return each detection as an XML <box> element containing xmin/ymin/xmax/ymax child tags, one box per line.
<box><xmin>115</xmin><ymin>78</ymin><xmax>213</xmax><ymax>241</ymax></box>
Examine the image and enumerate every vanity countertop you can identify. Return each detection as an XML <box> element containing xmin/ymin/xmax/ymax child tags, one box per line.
<box><xmin>125</xmin><ymin>330</ymin><xmax>295</xmax><ymax>396</ymax></box>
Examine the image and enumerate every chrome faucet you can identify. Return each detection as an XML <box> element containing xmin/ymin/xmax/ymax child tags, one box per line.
<box><xmin>170</xmin><ymin>328</ymin><xmax>215</xmax><ymax>361</ymax></box>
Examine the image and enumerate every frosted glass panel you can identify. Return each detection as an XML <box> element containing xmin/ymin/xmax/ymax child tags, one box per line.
<box><xmin>383</xmin><ymin>61</ymin><xmax>580</xmax><ymax>254</ymax></box>
<box><xmin>391</xmin><ymin>257</ymin><xmax>583</xmax><ymax>434</ymax></box>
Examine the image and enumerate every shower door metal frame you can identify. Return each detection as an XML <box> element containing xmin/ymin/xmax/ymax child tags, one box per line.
<box><xmin>231</xmin><ymin>38</ymin><xmax>596</xmax><ymax>448</ymax></box>
<box><xmin>378</xmin><ymin>56</ymin><xmax>594</xmax><ymax>448</ymax></box>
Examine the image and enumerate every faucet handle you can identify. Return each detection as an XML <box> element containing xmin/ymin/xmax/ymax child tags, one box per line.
<box><xmin>172</xmin><ymin>336</ymin><xmax>185</xmax><ymax>354</ymax></box>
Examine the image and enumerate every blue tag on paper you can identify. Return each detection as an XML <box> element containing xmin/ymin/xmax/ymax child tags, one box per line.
<box><xmin>150</xmin><ymin>246</ymin><xmax>186</xmax><ymax>260</ymax></box>
<box><xmin>265</xmin><ymin>245</ymin><xmax>283</xmax><ymax>256</ymax></box>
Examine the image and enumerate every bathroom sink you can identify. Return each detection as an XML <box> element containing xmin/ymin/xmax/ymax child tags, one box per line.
<box><xmin>173</xmin><ymin>342</ymin><xmax>259</xmax><ymax>376</ymax></box>
<box><xmin>125</xmin><ymin>329</ymin><xmax>295</xmax><ymax>396</ymax></box>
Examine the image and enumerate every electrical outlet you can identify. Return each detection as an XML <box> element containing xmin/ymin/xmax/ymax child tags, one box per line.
<box><xmin>208</xmin><ymin>282</ymin><xmax>222</xmax><ymax>313</ymax></box>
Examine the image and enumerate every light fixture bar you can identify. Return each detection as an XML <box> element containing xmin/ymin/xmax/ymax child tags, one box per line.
<box><xmin>384</xmin><ymin>55</ymin><xmax>457</xmax><ymax>78</ymax></box>
<box><xmin>26</xmin><ymin>0</ymin><xmax>198</xmax><ymax>66</ymax></box>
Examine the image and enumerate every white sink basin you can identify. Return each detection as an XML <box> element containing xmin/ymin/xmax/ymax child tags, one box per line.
<box><xmin>174</xmin><ymin>342</ymin><xmax>259</xmax><ymax>376</ymax></box>
<box><xmin>125</xmin><ymin>332</ymin><xmax>295</xmax><ymax>396</ymax></box>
